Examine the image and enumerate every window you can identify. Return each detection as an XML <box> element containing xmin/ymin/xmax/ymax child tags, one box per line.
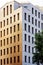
<box><xmin>28</xmin><ymin>25</ymin><xmax>30</xmax><ymax>32</ymax></box>
<box><xmin>24</xmin><ymin>34</ymin><xmax>27</xmax><ymax>41</ymax></box>
<box><xmin>17</xmin><ymin>45</ymin><xmax>20</xmax><ymax>52</ymax></box>
<box><xmin>7</xmin><ymin>19</ymin><xmax>9</xmax><ymax>25</ymax></box>
<box><xmin>10</xmin><ymin>57</ymin><xmax>12</xmax><ymax>63</ymax></box>
<box><xmin>24</xmin><ymin>13</ymin><xmax>27</xmax><ymax>20</ymax></box>
<box><xmin>25</xmin><ymin>45</ymin><xmax>27</xmax><ymax>52</ymax></box>
<box><xmin>10</xmin><ymin>27</ymin><xmax>12</xmax><ymax>33</ymax></box>
<box><xmin>10</xmin><ymin>47</ymin><xmax>12</xmax><ymax>53</ymax></box>
<box><xmin>32</xmin><ymin>17</ymin><xmax>34</xmax><ymax>24</ymax></box>
<box><xmin>14</xmin><ymin>25</ymin><xmax>16</xmax><ymax>32</ymax></box>
<box><xmin>32</xmin><ymin>47</ymin><xmax>34</xmax><ymax>53</ymax></box>
<box><xmin>14</xmin><ymin>46</ymin><xmax>16</xmax><ymax>52</ymax></box>
<box><xmin>0</xmin><ymin>50</ymin><xmax>2</xmax><ymax>56</ymax></box>
<box><xmin>7</xmin><ymin>58</ymin><xmax>9</xmax><ymax>64</ymax></box>
<box><xmin>3</xmin><ymin>49</ymin><xmax>5</xmax><ymax>55</ymax></box>
<box><xmin>35</xmin><ymin>19</ymin><xmax>37</xmax><ymax>26</ymax></box>
<box><xmin>28</xmin><ymin>57</ymin><xmax>30</xmax><ymax>63</ymax></box>
<box><xmin>17</xmin><ymin>56</ymin><xmax>20</xmax><ymax>62</ymax></box>
<box><xmin>24</xmin><ymin>23</ymin><xmax>27</xmax><ymax>31</ymax></box>
<box><xmin>3</xmin><ymin>30</ymin><xmax>5</xmax><ymax>36</ymax></box>
<box><xmin>17</xmin><ymin>24</ymin><xmax>19</xmax><ymax>31</ymax></box>
<box><xmin>32</xmin><ymin>8</ymin><xmax>34</xmax><ymax>14</ymax></box>
<box><xmin>0</xmin><ymin>22</ymin><xmax>2</xmax><ymax>28</ymax></box>
<box><xmin>0</xmin><ymin>40</ymin><xmax>2</xmax><ymax>47</ymax></box>
<box><xmin>35</xmin><ymin>10</ymin><xmax>37</xmax><ymax>16</ymax></box>
<box><xmin>3</xmin><ymin>20</ymin><xmax>5</xmax><ymax>26</ymax></box>
<box><xmin>38</xmin><ymin>21</ymin><xmax>40</xmax><ymax>28</ymax></box>
<box><xmin>10</xmin><ymin>17</ymin><xmax>12</xmax><ymax>23</ymax></box>
<box><xmin>0</xmin><ymin>31</ymin><xmax>2</xmax><ymax>37</ymax></box>
<box><xmin>10</xmin><ymin>5</ymin><xmax>12</xmax><ymax>13</ymax></box>
<box><xmin>32</xmin><ymin>37</ymin><xmax>34</xmax><ymax>44</ymax></box>
<box><xmin>7</xmin><ymin>48</ymin><xmax>9</xmax><ymax>54</ymax></box>
<box><xmin>28</xmin><ymin>35</ymin><xmax>30</xmax><ymax>43</ymax></box>
<box><xmin>4</xmin><ymin>59</ymin><xmax>5</xmax><ymax>64</ymax></box>
<box><xmin>32</xmin><ymin>27</ymin><xmax>34</xmax><ymax>34</ymax></box>
<box><xmin>41</xmin><ymin>14</ymin><xmax>43</xmax><ymax>20</ymax></box>
<box><xmin>28</xmin><ymin>46</ymin><xmax>30</xmax><ymax>53</ymax></box>
<box><xmin>7</xmin><ymin>6</ymin><xmax>8</xmax><ymax>15</ymax></box>
<box><xmin>10</xmin><ymin>37</ymin><xmax>12</xmax><ymax>43</ymax></box>
<box><xmin>17</xmin><ymin>13</ymin><xmax>19</xmax><ymax>20</ymax></box>
<box><xmin>3</xmin><ymin>39</ymin><xmax>5</xmax><ymax>46</ymax></box>
<box><xmin>1</xmin><ymin>59</ymin><xmax>2</xmax><ymax>65</ymax></box>
<box><xmin>7</xmin><ymin>38</ymin><xmax>9</xmax><ymax>45</ymax></box>
<box><xmin>17</xmin><ymin>34</ymin><xmax>20</xmax><ymax>41</ymax></box>
<box><xmin>3</xmin><ymin>8</ymin><xmax>5</xmax><ymax>17</ymax></box>
<box><xmin>14</xmin><ymin>15</ymin><xmax>16</xmax><ymax>22</ymax></box>
<box><xmin>14</xmin><ymin>35</ymin><xmax>16</xmax><ymax>42</ymax></box>
<box><xmin>25</xmin><ymin>56</ymin><xmax>27</xmax><ymax>62</ymax></box>
<box><xmin>28</xmin><ymin>15</ymin><xmax>30</xmax><ymax>22</ymax></box>
<box><xmin>14</xmin><ymin>57</ymin><xmax>16</xmax><ymax>63</ymax></box>
<box><xmin>35</xmin><ymin>29</ymin><xmax>37</xmax><ymax>33</ymax></box>
<box><xmin>7</xmin><ymin>28</ymin><xmax>9</xmax><ymax>35</ymax></box>
<box><xmin>38</xmin><ymin>12</ymin><xmax>40</xmax><ymax>18</ymax></box>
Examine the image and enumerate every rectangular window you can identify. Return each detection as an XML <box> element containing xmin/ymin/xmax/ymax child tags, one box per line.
<box><xmin>7</xmin><ymin>6</ymin><xmax>8</xmax><ymax>15</ymax></box>
<box><xmin>10</xmin><ymin>5</ymin><xmax>12</xmax><ymax>13</ymax></box>
<box><xmin>32</xmin><ymin>27</ymin><xmax>34</xmax><ymax>34</ymax></box>
<box><xmin>7</xmin><ymin>48</ymin><xmax>9</xmax><ymax>54</ymax></box>
<box><xmin>3</xmin><ymin>20</ymin><xmax>5</xmax><ymax>26</ymax></box>
<box><xmin>14</xmin><ymin>46</ymin><xmax>16</xmax><ymax>52</ymax></box>
<box><xmin>3</xmin><ymin>39</ymin><xmax>5</xmax><ymax>46</ymax></box>
<box><xmin>14</xmin><ymin>35</ymin><xmax>16</xmax><ymax>42</ymax></box>
<box><xmin>10</xmin><ymin>47</ymin><xmax>12</xmax><ymax>53</ymax></box>
<box><xmin>14</xmin><ymin>25</ymin><xmax>16</xmax><ymax>32</ymax></box>
<box><xmin>17</xmin><ymin>34</ymin><xmax>20</xmax><ymax>41</ymax></box>
<box><xmin>0</xmin><ymin>40</ymin><xmax>2</xmax><ymax>47</ymax></box>
<box><xmin>7</xmin><ymin>19</ymin><xmax>9</xmax><ymax>25</ymax></box>
<box><xmin>25</xmin><ymin>56</ymin><xmax>27</xmax><ymax>62</ymax></box>
<box><xmin>7</xmin><ymin>28</ymin><xmax>9</xmax><ymax>35</ymax></box>
<box><xmin>24</xmin><ymin>13</ymin><xmax>27</xmax><ymax>20</ymax></box>
<box><xmin>0</xmin><ymin>31</ymin><xmax>2</xmax><ymax>37</ymax></box>
<box><xmin>17</xmin><ymin>56</ymin><xmax>20</xmax><ymax>62</ymax></box>
<box><xmin>17</xmin><ymin>24</ymin><xmax>19</xmax><ymax>31</ymax></box>
<box><xmin>24</xmin><ymin>23</ymin><xmax>27</xmax><ymax>31</ymax></box>
<box><xmin>28</xmin><ymin>25</ymin><xmax>30</xmax><ymax>32</ymax></box>
<box><xmin>35</xmin><ymin>29</ymin><xmax>37</xmax><ymax>33</ymax></box>
<box><xmin>7</xmin><ymin>38</ymin><xmax>9</xmax><ymax>45</ymax></box>
<box><xmin>3</xmin><ymin>30</ymin><xmax>5</xmax><ymax>36</ymax></box>
<box><xmin>10</xmin><ymin>57</ymin><xmax>12</xmax><ymax>63</ymax></box>
<box><xmin>0</xmin><ymin>50</ymin><xmax>2</xmax><ymax>56</ymax></box>
<box><xmin>4</xmin><ymin>59</ymin><xmax>5</xmax><ymax>64</ymax></box>
<box><xmin>38</xmin><ymin>12</ymin><xmax>40</xmax><ymax>18</ymax></box>
<box><xmin>3</xmin><ymin>49</ymin><xmax>5</xmax><ymax>55</ymax></box>
<box><xmin>3</xmin><ymin>8</ymin><xmax>5</xmax><ymax>17</ymax></box>
<box><xmin>41</xmin><ymin>14</ymin><xmax>43</xmax><ymax>20</ymax></box>
<box><xmin>25</xmin><ymin>45</ymin><xmax>27</xmax><ymax>52</ymax></box>
<box><xmin>1</xmin><ymin>59</ymin><xmax>2</xmax><ymax>65</ymax></box>
<box><xmin>28</xmin><ymin>57</ymin><xmax>30</xmax><ymax>63</ymax></box>
<box><xmin>35</xmin><ymin>19</ymin><xmax>37</xmax><ymax>26</ymax></box>
<box><xmin>38</xmin><ymin>21</ymin><xmax>40</xmax><ymax>28</ymax></box>
<box><xmin>32</xmin><ymin>17</ymin><xmax>34</xmax><ymax>24</ymax></box>
<box><xmin>32</xmin><ymin>37</ymin><xmax>34</xmax><ymax>44</ymax></box>
<box><xmin>10</xmin><ymin>37</ymin><xmax>12</xmax><ymax>43</ymax></box>
<box><xmin>0</xmin><ymin>22</ymin><xmax>2</xmax><ymax>28</ymax></box>
<box><xmin>28</xmin><ymin>35</ymin><xmax>30</xmax><ymax>43</ymax></box>
<box><xmin>14</xmin><ymin>15</ymin><xmax>16</xmax><ymax>22</ymax></box>
<box><xmin>14</xmin><ymin>57</ymin><xmax>16</xmax><ymax>63</ymax></box>
<box><xmin>17</xmin><ymin>13</ymin><xmax>19</xmax><ymax>20</ymax></box>
<box><xmin>28</xmin><ymin>46</ymin><xmax>30</xmax><ymax>53</ymax></box>
<box><xmin>35</xmin><ymin>10</ymin><xmax>37</xmax><ymax>16</ymax></box>
<box><xmin>28</xmin><ymin>15</ymin><xmax>30</xmax><ymax>22</ymax></box>
<box><xmin>10</xmin><ymin>17</ymin><xmax>12</xmax><ymax>23</ymax></box>
<box><xmin>10</xmin><ymin>27</ymin><xmax>12</xmax><ymax>33</ymax></box>
<box><xmin>7</xmin><ymin>58</ymin><xmax>9</xmax><ymax>64</ymax></box>
<box><xmin>17</xmin><ymin>45</ymin><xmax>20</xmax><ymax>52</ymax></box>
<box><xmin>32</xmin><ymin>47</ymin><xmax>34</xmax><ymax>53</ymax></box>
<box><xmin>24</xmin><ymin>34</ymin><xmax>27</xmax><ymax>41</ymax></box>
<box><xmin>32</xmin><ymin>8</ymin><xmax>34</xmax><ymax>14</ymax></box>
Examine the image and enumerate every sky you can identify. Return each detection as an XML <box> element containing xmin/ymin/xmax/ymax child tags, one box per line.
<box><xmin>0</xmin><ymin>0</ymin><xmax>43</xmax><ymax>8</ymax></box>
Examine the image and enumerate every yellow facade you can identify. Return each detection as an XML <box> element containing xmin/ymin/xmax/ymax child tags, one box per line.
<box><xmin>0</xmin><ymin>1</ymin><xmax>22</xmax><ymax>65</ymax></box>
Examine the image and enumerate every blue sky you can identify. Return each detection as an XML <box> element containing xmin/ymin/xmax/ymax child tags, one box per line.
<box><xmin>0</xmin><ymin>0</ymin><xmax>43</xmax><ymax>8</ymax></box>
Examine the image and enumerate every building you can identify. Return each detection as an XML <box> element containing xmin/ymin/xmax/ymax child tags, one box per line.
<box><xmin>0</xmin><ymin>0</ymin><xmax>43</xmax><ymax>65</ymax></box>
